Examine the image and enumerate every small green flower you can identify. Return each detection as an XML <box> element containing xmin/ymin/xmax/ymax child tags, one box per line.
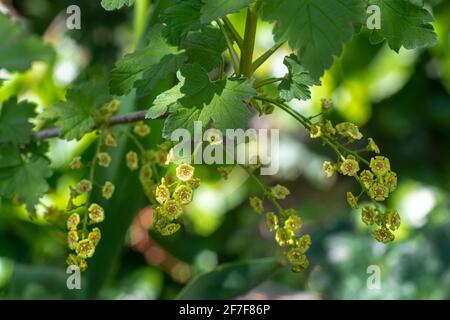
<box><xmin>360</xmin><ymin>170</ymin><xmax>374</xmax><ymax>189</ymax></box>
<box><xmin>70</xmin><ymin>157</ymin><xmax>82</xmax><ymax>170</ymax></box>
<box><xmin>102</xmin><ymin>181</ymin><xmax>115</xmax><ymax>200</ymax></box>
<box><xmin>160</xmin><ymin>223</ymin><xmax>181</xmax><ymax>236</ymax></box>
<box><xmin>323</xmin><ymin>161</ymin><xmax>335</xmax><ymax>178</ymax></box>
<box><xmin>126</xmin><ymin>151</ymin><xmax>139</xmax><ymax>171</ymax></box>
<box><xmin>367</xmin><ymin>138</ymin><xmax>380</xmax><ymax>154</ymax></box>
<box><xmin>384</xmin><ymin>171</ymin><xmax>398</xmax><ymax>193</ymax></box>
<box><xmin>76</xmin><ymin>179</ymin><xmax>92</xmax><ymax>194</ymax></box>
<box><xmin>297</xmin><ymin>234</ymin><xmax>312</xmax><ymax>253</ymax></box>
<box><xmin>133</xmin><ymin>122</ymin><xmax>151</xmax><ymax>137</ymax></box>
<box><xmin>369</xmin><ymin>183</ymin><xmax>389</xmax><ymax>201</ymax></box>
<box><xmin>155</xmin><ymin>183</ymin><xmax>170</xmax><ymax>205</ymax></box>
<box><xmin>88</xmin><ymin>203</ymin><xmax>105</xmax><ymax>223</ymax></box>
<box><xmin>387</xmin><ymin>210</ymin><xmax>401</xmax><ymax>231</ymax></box>
<box><xmin>361</xmin><ymin>206</ymin><xmax>377</xmax><ymax>226</ymax></box>
<box><xmin>275</xmin><ymin>228</ymin><xmax>295</xmax><ymax>247</ymax></box>
<box><xmin>205</xmin><ymin>129</ymin><xmax>223</xmax><ymax>145</ymax></box>
<box><xmin>284</xmin><ymin>214</ymin><xmax>302</xmax><ymax>231</ymax></box>
<box><xmin>66</xmin><ymin>254</ymin><xmax>79</xmax><ymax>267</ymax></box>
<box><xmin>265</xmin><ymin>212</ymin><xmax>279</xmax><ymax>232</ymax></box>
<box><xmin>67</xmin><ymin>230</ymin><xmax>79</xmax><ymax>250</ymax></box>
<box><xmin>97</xmin><ymin>152</ymin><xmax>112</xmax><ymax>168</ymax></box>
<box><xmin>88</xmin><ymin>227</ymin><xmax>102</xmax><ymax>246</ymax></box>
<box><xmin>270</xmin><ymin>184</ymin><xmax>290</xmax><ymax>200</ymax></box>
<box><xmin>374</xmin><ymin>211</ymin><xmax>388</xmax><ymax>226</ymax></box>
<box><xmin>291</xmin><ymin>258</ymin><xmax>309</xmax><ymax>272</ymax></box>
<box><xmin>323</xmin><ymin>120</ymin><xmax>336</xmax><ymax>135</ymax></box>
<box><xmin>249</xmin><ymin>197</ymin><xmax>264</xmax><ymax>214</ymax></box>
<box><xmin>104</xmin><ymin>132</ymin><xmax>117</xmax><ymax>147</ymax></box>
<box><xmin>321</xmin><ymin>98</ymin><xmax>333</xmax><ymax>111</ymax></box>
<box><xmin>286</xmin><ymin>247</ymin><xmax>306</xmax><ymax>265</ymax></box>
<box><xmin>187</xmin><ymin>178</ymin><xmax>201</xmax><ymax>189</ymax></box>
<box><xmin>76</xmin><ymin>239</ymin><xmax>95</xmax><ymax>259</ymax></box>
<box><xmin>340</xmin><ymin>158</ymin><xmax>360</xmax><ymax>176</ymax></box>
<box><xmin>310</xmin><ymin>124</ymin><xmax>322</xmax><ymax>138</ymax></box>
<box><xmin>67</xmin><ymin>213</ymin><xmax>80</xmax><ymax>230</ymax></box>
<box><xmin>105</xmin><ymin>99</ymin><xmax>120</xmax><ymax>114</ymax></box>
<box><xmin>164</xmin><ymin>200</ymin><xmax>183</xmax><ymax>221</ymax></box>
<box><xmin>336</xmin><ymin>122</ymin><xmax>363</xmax><ymax>140</ymax></box>
<box><xmin>173</xmin><ymin>185</ymin><xmax>193</xmax><ymax>205</ymax></box>
<box><xmin>370</xmin><ymin>156</ymin><xmax>391</xmax><ymax>177</ymax></box>
<box><xmin>346</xmin><ymin>192</ymin><xmax>358</xmax><ymax>209</ymax></box>
<box><xmin>373</xmin><ymin>227</ymin><xmax>395</xmax><ymax>244</ymax></box>
<box><xmin>176</xmin><ymin>163</ymin><xmax>195</xmax><ymax>182</ymax></box>
<box><xmin>139</xmin><ymin>164</ymin><xmax>153</xmax><ymax>184</ymax></box>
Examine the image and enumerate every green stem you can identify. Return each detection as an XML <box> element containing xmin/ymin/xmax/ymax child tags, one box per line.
<box><xmin>133</xmin><ymin>0</ymin><xmax>151</xmax><ymax>47</ymax></box>
<box><xmin>217</xmin><ymin>19</ymin><xmax>240</xmax><ymax>73</ymax></box>
<box><xmin>82</xmin><ymin>134</ymin><xmax>103</xmax><ymax>237</ymax></box>
<box><xmin>222</xmin><ymin>17</ymin><xmax>244</xmax><ymax>50</ymax></box>
<box><xmin>252</xmin><ymin>41</ymin><xmax>286</xmax><ymax>72</ymax></box>
<box><xmin>239</xmin><ymin>1</ymin><xmax>262</xmax><ymax>77</ymax></box>
<box><xmin>254</xmin><ymin>77</ymin><xmax>284</xmax><ymax>89</ymax></box>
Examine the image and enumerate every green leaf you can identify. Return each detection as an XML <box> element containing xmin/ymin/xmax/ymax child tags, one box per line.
<box><xmin>200</xmin><ymin>0</ymin><xmax>255</xmax><ymax>23</ymax></box>
<box><xmin>110</xmin><ymin>25</ymin><xmax>184</xmax><ymax>96</ymax></box>
<box><xmin>0</xmin><ymin>145</ymin><xmax>21</xmax><ymax>169</ymax></box>
<box><xmin>368</xmin><ymin>0</ymin><xmax>437</xmax><ymax>52</ymax></box>
<box><xmin>176</xmin><ymin>258</ymin><xmax>283</xmax><ymax>300</ymax></box>
<box><xmin>199</xmin><ymin>78</ymin><xmax>255</xmax><ymax>131</ymax></box>
<box><xmin>182</xmin><ymin>27</ymin><xmax>227</xmax><ymax>71</ymax></box>
<box><xmin>261</xmin><ymin>0</ymin><xmax>366</xmax><ymax>79</ymax></box>
<box><xmin>135</xmin><ymin>53</ymin><xmax>187</xmax><ymax>97</ymax></box>
<box><xmin>163</xmin><ymin>107</ymin><xmax>202</xmax><ymax>139</ymax></box>
<box><xmin>160</xmin><ymin>0</ymin><xmax>203</xmax><ymax>46</ymax></box>
<box><xmin>0</xmin><ymin>157</ymin><xmax>52</xmax><ymax>211</ymax></box>
<box><xmin>56</xmin><ymin>82</ymin><xmax>110</xmax><ymax>141</ymax></box>
<box><xmin>0</xmin><ymin>98</ymin><xmax>36</xmax><ymax>145</ymax></box>
<box><xmin>146</xmin><ymin>80</ymin><xmax>185</xmax><ymax>119</ymax></box>
<box><xmin>101</xmin><ymin>0</ymin><xmax>135</xmax><ymax>11</ymax></box>
<box><xmin>179</xmin><ymin>63</ymin><xmax>216</xmax><ymax>108</ymax></box>
<box><xmin>0</xmin><ymin>15</ymin><xmax>54</xmax><ymax>72</ymax></box>
<box><xmin>279</xmin><ymin>55</ymin><xmax>320</xmax><ymax>102</ymax></box>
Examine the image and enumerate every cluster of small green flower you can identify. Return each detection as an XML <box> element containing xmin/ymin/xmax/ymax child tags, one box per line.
<box><xmin>152</xmin><ymin>163</ymin><xmax>199</xmax><ymax>236</ymax></box>
<box><xmin>316</xmin><ymin>117</ymin><xmax>400</xmax><ymax>243</ymax></box>
<box><xmin>250</xmin><ymin>184</ymin><xmax>311</xmax><ymax>273</ymax></box>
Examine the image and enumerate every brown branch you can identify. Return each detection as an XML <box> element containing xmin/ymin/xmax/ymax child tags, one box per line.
<box><xmin>35</xmin><ymin>110</ymin><xmax>150</xmax><ymax>141</ymax></box>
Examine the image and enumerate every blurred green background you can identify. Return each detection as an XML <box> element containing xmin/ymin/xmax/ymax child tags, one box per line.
<box><xmin>0</xmin><ymin>0</ymin><xmax>449</xmax><ymax>300</ymax></box>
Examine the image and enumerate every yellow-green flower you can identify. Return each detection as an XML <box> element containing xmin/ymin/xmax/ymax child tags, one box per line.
<box><xmin>70</xmin><ymin>156</ymin><xmax>82</xmax><ymax>170</ymax></box>
<box><xmin>102</xmin><ymin>181</ymin><xmax>115</xmax><ymax>200</ymax></box>
<box><xmin>321</xmin><ymin>98</ymin><xmax>333</xmax><ymax>111</ymax></box>
<box><xmin>323</xmin><ymin>120</ymin><xmax>336</xmax><ymax>135</ymax></box>
<box><xmin>126</xmin><ymin>151</ymin><xmax>139</xmax><ymax>171</ymax></box>
<box><xmin>218</xmin><ymin>166</ymin><xmax>233</xmax><ymax>180</ymax></box>
<box><xmin>160</xmin><ymin>223</ymin><xmax>181</xmax><ymax>236</ymax></box>
<box><xmin>387</xmin><ymin>210</ymin><xmax>401</xmax><ymax>231</ymax></box>
<box><xmin>346</xmin><ymin>192</ymin><xmax>358</xmax><ymax>209</ymax></box>
<box><xmin>361</xmin><ymin>206</ymin><xmax>377</xmax><ymax>226</ymax></box>
<box><xmin>384</xmin><ymin>171</ymin><xmax>397</xmax><ymax>193</ymax></box>
<box><xmin>104</xmin><ymin>132</ymin><xmax>117</xmax><ymax>147</ymax></box>
<box><xmin>164</xmin><ymin>200</ymin><xmax>183</xmax><ymax>221</ymax></box>
<box><xmin>176</xmin><ymin>163</ymin><xmax>195</xmax><ymax>182</ymax></box>
<box><xmin>76</xmin><ymin>179</ymin><xmax>92</xmax><ymax>194</ymax></box>
<box><xmin>265</xmin><ymin>212</ymin><xmax>278</xmax><ymax>232</ymax></box>
<box><xmin>370</xmin><ymin>156</ymin><xmax>390</xmax><ymax>176</ymax></box>
<box><xmin>97</xmin><ymin>152</ymin><xmax>112</xmax><ymax>168</ymax></box>
<box><xmin>287</xmin><ymin>247</ymin><xmax>306</xmax><ymax>265</ymax></box>
<box><xmin>76</xmin><ymin>239</ymin><xmax>95</xmax><ymax>259</ymax></box>
<box><xmin>155</xmin><ymin>183</ymin><xmax>170</xmax><ymax>205</ymax></box>
<box><xmin>270</xmin><ymin>184</ymin><xmax>290</xmax><ymax>200</ymax></box>
<box><xmin>67</xmin><ymin>213</ymin><xmax>80</xmax><ymax>230</ymax></box>
<box><xmin>67</xmin><ymin>230</ymin><xmax>79</xmax><ymax>250</ymax></box>
<box><xmin>249</xmin><ymin>197</ymin><xmax>264</xmax><ymax>214</ymax></box>
<box><xmin>322</xmin><ymin>161</ymin><xmax>335</xmax><ymax>178</ymax></box>
<box><xmin>360</xmin><ymin>170</ymin><xmax>374</xmax><ymax>189</ymax></box>
<box><xmin>367</xmin><ymin>138</ymin><xmax>380</xmax><ymax>154</ymax></box>
<box><xmin>88</xmin><ymin>203</ymin><xmax>105</xmax><ymax>223</ymax></box>
<box><xmin>340</xmin><ymin>158</ymin><xmax>360</xmax><ymax>176</ymax></box>
<box><xmin>369</xmin><ymin>183</ymin><xmax>389</xmax><ymax>201</ymax></box>
<box><xmin>88</xmin><ymin>227</ymin><xmax>102</xmax><ymax>246</ymax></box>
<box><xmin>297</xmin><ymin>234</ymin><xmax>312</xmax><ymax>253</ymax></box>
<box><xmin>275</xmin><ymin>228</ymin><xmax>295</xmax><ymax>247</ymax></box>
<box><xmin>284</xmin><ymin>215</ymin><xmax>302</xmax><ymax>231</ymax></box>
<box><xmin>173</xmin><ymin>185</ymin><xmax>193</xmax><ymax>205</ymax></box>
<box><xmin>205</xmin><ymin>129</ymin><xmax>223</xmax><ymax>145</ymax></box>
<box><xmin>133</xmin><ymin>122</ymin><xmax>151</xmax><ymax>137</ymax></box>
<box><xmin>336</xmin><ymin>122</ymin><xmax>363</xmax><ymax>140</ymax></box>
<box><xmin>373</xmin><ymin>227</ymin><xmax>395</xmax><ymax>244</ymax></box>
<box><xmin>187</xmin><ymin>178</ymin><xmax>201</xmax><ymax>189</ymax></box>
<box><xmin>310</xmin><ymin>124</ymin><xmax>322</xmax><ymax>138</ymax></box>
